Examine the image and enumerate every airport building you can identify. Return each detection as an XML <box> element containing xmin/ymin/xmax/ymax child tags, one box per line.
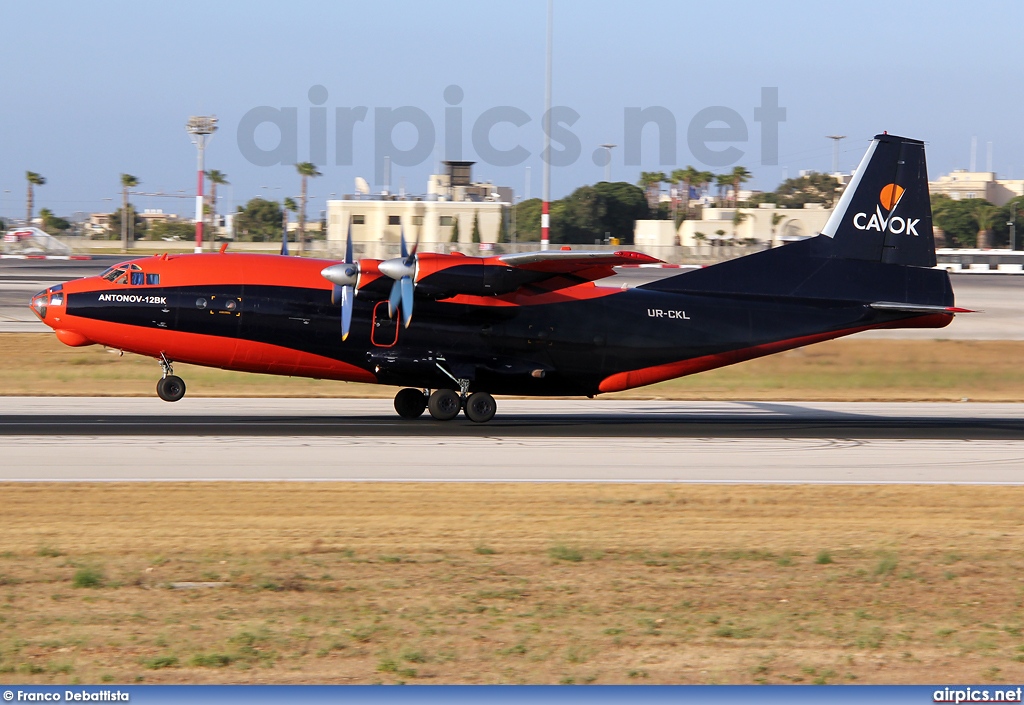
<box><xmin>928</xmin><ymin>170</ymin><xmax>1024</xmax><ymax>206</ymax></box>
<box><xmin>325</xmin><ymin>162</ymin><xmax>512</xmax><ymax>259</ymax></box>
<box><xmin>634</xmin><ymin>203</ymin><xmax>835</xmax><ymax>251</ymax></box>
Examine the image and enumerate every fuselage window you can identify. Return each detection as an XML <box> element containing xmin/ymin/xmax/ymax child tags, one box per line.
<box><xmin>146</xmin><ymin>274</ymin><xmax>160</xmax><ymax>285</ymax></box>
<box><xmin>131</xmin><ymin>272</ymin><xmax>144</xmax><ymax>285</ymax></box>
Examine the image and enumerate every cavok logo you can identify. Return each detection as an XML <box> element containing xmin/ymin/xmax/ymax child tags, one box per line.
<box><xmin>852</xmin><ymin>183</ymin><xmax>920</xmax><ymax>236</ymax></box>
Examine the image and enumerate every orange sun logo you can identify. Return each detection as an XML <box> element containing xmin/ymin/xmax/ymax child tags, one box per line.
<box><xmin>879</xmin><ymin>183</ymin><xmax>905</xmax><ymax>211</ymax></box>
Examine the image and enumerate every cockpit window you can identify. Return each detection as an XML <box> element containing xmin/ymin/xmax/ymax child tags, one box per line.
<box><xmin>100</xmin><ymin>262</ymin><xmax>143</xmax><ymax>285</ymax></box>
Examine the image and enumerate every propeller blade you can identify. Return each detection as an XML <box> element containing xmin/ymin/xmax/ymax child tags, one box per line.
<box><xmin>388</xmin><ymin>278</ymin><xmax>402</xmax><ymax>319</ymax></box>
<box><xmin>331</xmin><ymin>284</ymin><xmax>342</xmax><ymax>305</ymax></box>
<box><xmin>399</xmin><ymin>225</ymin><xmax>408</xmax><ymax>260</ymax></box>
<box><xmin>345</xmin><ymin>220</ymin><xmax>353</xmax><ymax>264</ymax></box>
<box><xmin>340</xmin><ymin>286</ymin><xmax>353</xmax><ymax>341</ymax></box>
<box><xmin>406</xmin><ymin>225</ymin><xmax>420</xmax><ymax>263</ymax></box>
<box><xmin>400</xmin><ymin>276</ymin><xmax>414</xmax><ymax>328</ymax></box>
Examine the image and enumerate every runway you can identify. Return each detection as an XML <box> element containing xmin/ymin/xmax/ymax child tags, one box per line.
<box><xmin>2</xmin><ymin>398</ymin><xmax>1024</xmax><ymax>483</ymax></box>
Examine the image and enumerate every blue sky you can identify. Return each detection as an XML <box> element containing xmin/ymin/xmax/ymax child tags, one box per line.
<box><xmin>2</xmin><ymin>0</ymin><xmax>1022</xmax><ymax>220</ymax></box>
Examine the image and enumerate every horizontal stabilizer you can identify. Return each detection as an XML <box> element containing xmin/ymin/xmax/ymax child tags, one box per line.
<box><xmin>869</xmin><ymin>302</ymin><xmax>975</xmax><ymax>314</ymax></box>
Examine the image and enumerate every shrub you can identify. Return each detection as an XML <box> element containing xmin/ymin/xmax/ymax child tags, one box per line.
<box><xmin>816</xmin><ymin>550</ymin><xmax>834</xmax><ymax>565</ymax></box>
<box><xmin>143</xmin><ymin>656</ymin><xmax>178</xmax><ymax>670</ymax></box>
<box><xmin>72</xmin><ymin>567</ymin><xmax>104</xmax><ymax>589</ymax></box>
<box><xmin>548</xmin><ymin>546</ymin><xmax>584</xmax><ymax>562</ymax></box>
<box><xmin>190</xmin><ymin>653</ymin><xmax>233</xmax><ymax>668</ymax></box>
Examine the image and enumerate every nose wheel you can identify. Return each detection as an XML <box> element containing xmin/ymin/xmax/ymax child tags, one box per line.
<box><xmin>156</xmin><ymin>353</ymin><xmax>186</xmax><ymax>402</ymax></box>
<box><xmin>157</xmin><ymin>375</ymin><xmax>186</xmax><ymax>402</ymax></box>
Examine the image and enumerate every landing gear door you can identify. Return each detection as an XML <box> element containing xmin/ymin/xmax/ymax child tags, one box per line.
<box><xmin>371</xmin><ymin>301</ymin><xmax>399</xmax><ymax>347</ymax></box>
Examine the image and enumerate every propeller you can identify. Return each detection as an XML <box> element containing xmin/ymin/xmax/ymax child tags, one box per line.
<box><xmin>378</xmin><ymin>226</ymin><xmax>419</xmax><ymax>329</ymax></box>
<box><xmin>320</xmin><ymin>221</ymin><xmax>359</xmax><ymax>340</ymax></box>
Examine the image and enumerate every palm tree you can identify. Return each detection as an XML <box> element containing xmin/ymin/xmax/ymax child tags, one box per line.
<box><xmin>638</xmin><ymin>171</ymin><xmax>666</xmax><ymax>213</ymax></box>
<box><xmin>974</xmin><ymin>202</ymin><xmax>998</xmax><ymax>249</ymax></box>
<box><xmin>714</xmin><ymin>174</ymin><xmax>732</xmax><ymax>206</ymax></box>
<box><xmin>120</xmin><ymin>174</ymin><xmax>139</xmax><ymax>251</ymax></box>
<box><xmin>672</xmin><ymin>166</ymin><xmax>700</xmax><ymax>218</ymax></box>
<box><xmin>931</xmin><ymin>197</ymin><xmax>952</xmax><ymax>248</ymax></box>
<box><xmin>295</xmin><ymin>162</ymin><xmax>322</xmax><ymax>255</ymax></box>
<box><xmin>39</xmin><ymin>208</ymin><xmax>54</xmax><ymax>233</ymax></box>
<box><xmin>25</xmin><ymin>171</ymin><xmax>45</xmax><ymax>226</ymax></box>
<box><xmin>282</xmin><ymin>196</ymin><xmax>298</xmax><ymax>255</ymax></box>
<box><xmin>730</xmin><ymin>166</ymin><xmax>752</xmax><ymax>206</ymax></box>
<box><xmin>205</xmin><ymin>170</ymin><xmax>229</xmax><ymax>238</ymax></box>
<box><xmin>770</xmin><ymin>212</ymin><xmax>786</xmax><ymax>248</ymax></box>
<box><xmin>731</xmin><ymin>210</ymin><xmax>747</xmax><ymax>240</ymax></box>
<box><xmin>697</xmin><ymin>171</ymin><xmax>715</xmax><ymax>204</ymax></box>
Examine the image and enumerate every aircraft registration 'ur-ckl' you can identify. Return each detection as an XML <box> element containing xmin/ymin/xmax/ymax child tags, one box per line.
<box><xmin>32</xmin><ymin>133</ymin><xmax>968</xmax><ymax>422</ymax></box>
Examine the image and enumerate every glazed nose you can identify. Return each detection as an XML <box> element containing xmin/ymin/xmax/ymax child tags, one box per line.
<box><xmin>30</xmin><ymin>290</ymin><xmax>48</xmax><ymax>320</ymax></box>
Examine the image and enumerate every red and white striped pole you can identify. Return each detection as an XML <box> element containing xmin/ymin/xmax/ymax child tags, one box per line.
<box><xmin>540</xmin><ymin>200</ymin><xmax>549</xmax><ymax>248</ymax></box>
<box><xmin>186</xmin><ymin>116</ymin><xmax>218</xmax><ymax>255</ymax></box>
<box><xmin>194</xmin><ymin>148</ymin><xmax>205</xmax><ymax>254</ymax></box>
<box><xmin>540</xmin><ymin>0</ymin><xmax>552</xmax><ymax>251</ymax></box>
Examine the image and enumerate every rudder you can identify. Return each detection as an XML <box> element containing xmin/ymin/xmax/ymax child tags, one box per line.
<box><xmin>819</xmin><ymin>133</ymin><xmax>935</xmax><ymax>268</ymax></box>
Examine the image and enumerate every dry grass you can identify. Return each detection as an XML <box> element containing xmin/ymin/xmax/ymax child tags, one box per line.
<box><xmin>3</xmin><ymin>333</ymin><xmax>1024</xmax><ymax>400</ymax></box>
<box><xmin>1</xmin><ymin>483</ymin><xmax>1024</xmax><ymax>684</ymax></box>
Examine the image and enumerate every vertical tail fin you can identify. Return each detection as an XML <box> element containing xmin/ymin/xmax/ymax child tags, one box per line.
<box><xmin>819</xmin><ymin>133</ymin><xmax>935</xmax><ymax>267</ymax></box>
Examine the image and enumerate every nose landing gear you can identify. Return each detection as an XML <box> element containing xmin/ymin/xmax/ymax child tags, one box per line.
<box><xmin>156</xmin><ymin>353</ymin><xmax>186</xmax><ymax>403</ymax></box>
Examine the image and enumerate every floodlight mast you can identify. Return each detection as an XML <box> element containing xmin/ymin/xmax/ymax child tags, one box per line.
<box><xmin>826</xmin><ymin>135</ymin><xmax>846</xmax><ymax>174</ymax></box>
<box><xmin>186</xmin><ymin>116</ymin><xmax>218</xmax><ymax>254</ymax></box>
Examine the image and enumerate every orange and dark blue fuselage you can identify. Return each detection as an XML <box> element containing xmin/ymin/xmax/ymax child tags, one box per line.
<box><xmin>30</xmin><ymin>134</ymin><xmax>960</xmax><ymax>416</ymax></box>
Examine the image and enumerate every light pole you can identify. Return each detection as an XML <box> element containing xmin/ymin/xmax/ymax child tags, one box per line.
<box><xmin>540</xmin><ymin>0</ymin><xmax>553</xmax><ymax>251</ymax></box>
<box><xmin>826</xmin><ymin>135</ymin><xmax>845</xmax><ymax>174</ymax></box>
<box><xmin>186</xmin><ymin>116</ymin><xmax>218</xmax><ymax>254</ymax></box>
<box><xmin>1009</xmin><ymin>205</ymin><xmax>1017</xmax><ymax>251</ymax></box>
<box><xmin>600</xmin><ymin>143</ymin><xmax>617</xmax><ymax>182</ymax></box>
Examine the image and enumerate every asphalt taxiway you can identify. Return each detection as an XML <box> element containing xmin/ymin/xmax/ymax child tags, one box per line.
<box><xmin>2</xmin><ymin>398</ymin><xmax>1022</xmax><ymax>483</ymax></box>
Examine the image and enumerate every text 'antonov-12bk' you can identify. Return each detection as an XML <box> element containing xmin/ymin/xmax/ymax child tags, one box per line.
<box><xmin>32</xmin><ymin>133</ymin><xmax>966</xmax><ymax>422</ymax></box>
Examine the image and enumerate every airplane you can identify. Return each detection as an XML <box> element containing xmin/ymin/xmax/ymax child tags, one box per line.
<box><xmin>30</xmin><ymin>133</ymin><xmax>965</xmax><ymax>422</ymax></box>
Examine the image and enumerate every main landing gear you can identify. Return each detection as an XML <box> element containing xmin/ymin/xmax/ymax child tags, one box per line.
<box><xmin>391</xmin><ymin>387</ymin><xmax>497</xmax><ymax>423</ymax></box>
<box><xmin>156</xmin><ymin>354</ymin><xmax>186</xmax><ymax>403</ymax></box>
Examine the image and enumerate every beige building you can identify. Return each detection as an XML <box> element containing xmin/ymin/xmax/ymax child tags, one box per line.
<box><xmin>929</xmin><ymin>170</ymin><xmax>1024</xmax><ymax>206</ymax></box>
<box><xmin>326</xmin><ymin>162</ymin><xmax>509</xmax><ymax>259</ymax></box>
<box><xmin>673</xmin><ymin>203</ymin><xmax>833</xmax><ymax>248</ymax></box>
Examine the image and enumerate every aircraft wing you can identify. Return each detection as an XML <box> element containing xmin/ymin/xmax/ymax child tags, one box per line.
<box><xmin>498</xmin><ymin>249</ymin><xmax>662</xmax><ymax>273</ymax></box>
<box><xmin>410</xmin><ymin>249</ymin><xmax>663</xmax><ymax>299</ymax></box>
